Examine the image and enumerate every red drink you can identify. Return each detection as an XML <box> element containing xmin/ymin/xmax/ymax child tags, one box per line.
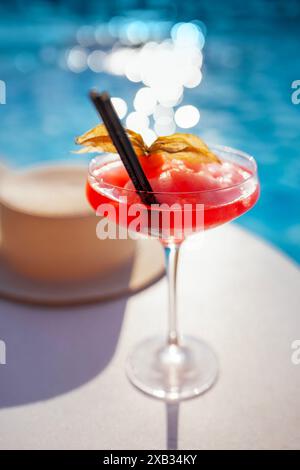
<box><xmin>87</xmin><ymin>151</ymin><xmax>259</xmax><ymax>242</ymax></box>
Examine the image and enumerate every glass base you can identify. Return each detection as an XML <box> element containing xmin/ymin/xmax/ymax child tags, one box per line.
<box><xmin>126</xmin><ymin>336</ymin><xmax>218</xmax><ymax>401</ymax></box>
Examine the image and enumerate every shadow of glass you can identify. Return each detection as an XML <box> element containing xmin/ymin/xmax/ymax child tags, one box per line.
<box><xmin>166</xmin><ymin>403</ymin><xmax>180</xmax><ymax>450</ymax></box>
<box><xmin>0</xmin><ymin>297</ymin><xmax>127</xmax><ymax>408</ymax></box>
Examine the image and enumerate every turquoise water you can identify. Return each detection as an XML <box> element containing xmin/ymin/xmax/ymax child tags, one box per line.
<box><xmin>0</xmin><ymin>1</ymin><xmax>299</xmax><ymax>262</ymax></box>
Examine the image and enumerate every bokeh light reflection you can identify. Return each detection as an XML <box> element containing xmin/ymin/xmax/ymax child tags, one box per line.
<box><xmin>111</xmin><ymin>97</ymin><xmax>128</xmax><ymax>120</ymax></box>
<box><xmin>174</xmin><ymin>105</ymin><xmax>200</xmax><ymax>129</ymax></box>
<box><xmin>67</xmin><ymin>20</ymin><xmax>205</xmax><ymax>133</ymax></box>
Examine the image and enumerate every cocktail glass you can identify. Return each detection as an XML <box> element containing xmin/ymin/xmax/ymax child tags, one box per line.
<box><xmin>87</xmin><ymin>145</ymin><xmax>259</xmax><ymax>400</ymax></box>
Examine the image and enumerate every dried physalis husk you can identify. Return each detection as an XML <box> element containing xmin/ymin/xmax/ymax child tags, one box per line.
<box><xmin>75</xmin><ymin>124</ymin><xmax>147</xmax><ymax>156</ymax></box>
<box><xmin>148</xmin><ymin>133</ymin><xmax>220</xmax><ymax>164</ymax></box>
<box><xmin>75</xmin><ymin>125</ymin><xmax>220</xmax><ymax>164</ymax></box>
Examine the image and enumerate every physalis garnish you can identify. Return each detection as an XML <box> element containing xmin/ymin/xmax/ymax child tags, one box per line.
<box><xmin>75</xmin><ymin>124</ymin><xmax>220</xmax><ymax>164</ymax></box>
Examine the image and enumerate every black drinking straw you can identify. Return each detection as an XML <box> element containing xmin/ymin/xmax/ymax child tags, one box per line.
<box><xmin>89</xmin><ymin>90</ymin><xmax>158</xmax><ymax>206</ymax></box>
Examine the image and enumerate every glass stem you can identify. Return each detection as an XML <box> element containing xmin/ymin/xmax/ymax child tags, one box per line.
<box><xmin>164</xmin><ymin>244</ymin><xmax>181</xmax><ymax>346</ymax></box>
